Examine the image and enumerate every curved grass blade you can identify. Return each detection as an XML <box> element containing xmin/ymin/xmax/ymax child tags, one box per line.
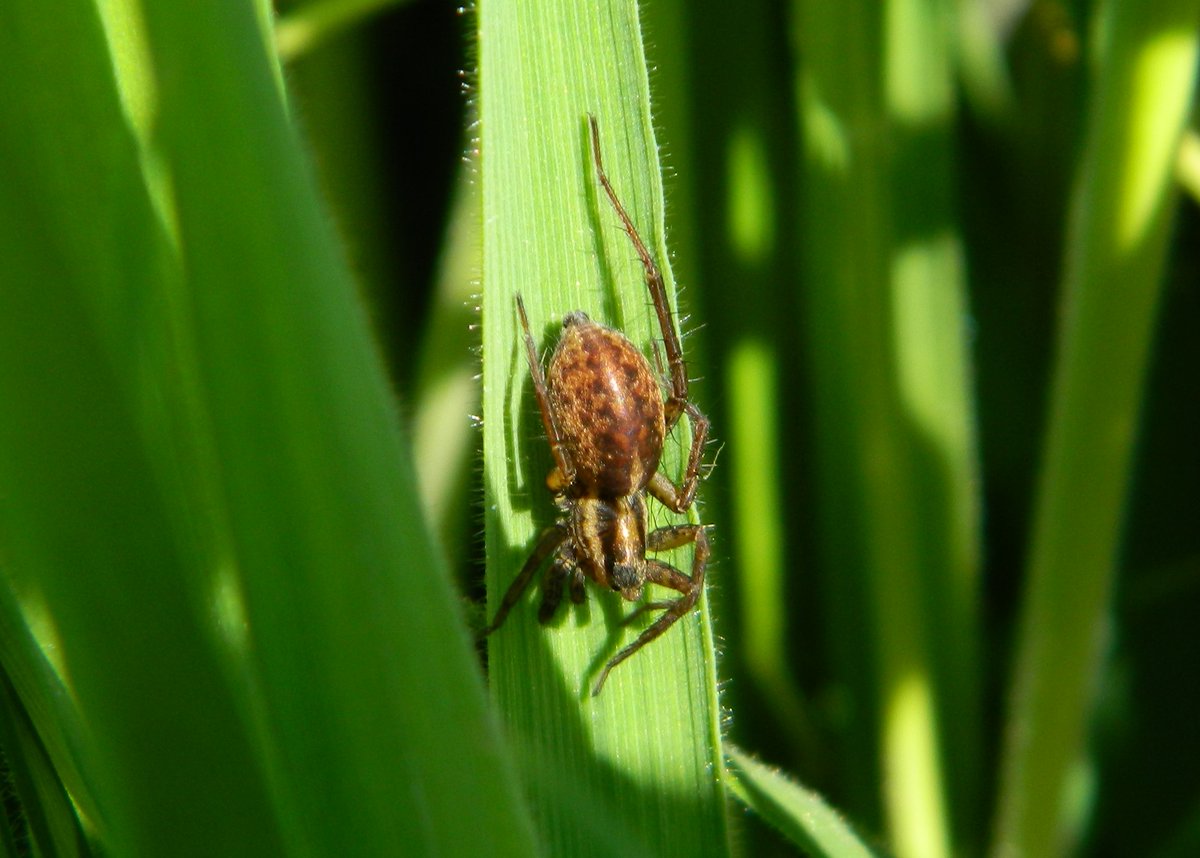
<box><xmin>0</xmin><ymin>0</ymin><xmax>538</xmax><ymax>853</ymax></box>
<box><xmin>726</xmin><ymin>746</ymin><xmax>880</xmax><ymax>858</ymax></box>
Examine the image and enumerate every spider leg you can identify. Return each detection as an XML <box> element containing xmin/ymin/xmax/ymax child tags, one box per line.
<box><xmin>569</xmin><ymin>565</ymin><xmax>588</xmax><ymax>604</ymax></box>
<box><xmin>618</xmin><ymin>523</ymin><xmax>709</xmax><ymax>624</ymax></box>
<box><xmin>647</xmin><ymin>523</ymin><xmax>708</xmax><ymax>553</ymax></box>
<box><xmin>591</xmin><ymin>525</ymin><xmax>709</xmax><ymax>696</ymax></box>
<box><xmin>588</xmin><ymin>114</ymin><xmax>688</xmax><ymax>405</ymax></box>
<box><xmin>538</xmin><ymin>561</ymin><xmax>567</xmax><ymax>624</ymax></box>
<box><xmin>647</xmin><ymin>404</ymin><xmax>709</xmax><ymax>514</ymax></box>
<box><xmin>538</xmin><ymin>549</ymin><xmax>581</xmax><ymax>623</ymax></box>
<box><xmin>587</xmin><ymin>117</ymin><xmax>710</xmax><ymax>515</ymax></box>
<box><xmin>516</xmin><ymin>294</ymin><xmax>576</xmax><ymax>489</ymax></box>
<box><xmin>483</xmin><ymin>523</ymin><xmax>568</xmax><ymax>637</ymax></box>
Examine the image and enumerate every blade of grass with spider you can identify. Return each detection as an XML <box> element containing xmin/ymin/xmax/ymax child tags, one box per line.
<box><xmin>479</xmin><ymin>1</ymin><xmax>730</xmax><ymax>854</ymax></box>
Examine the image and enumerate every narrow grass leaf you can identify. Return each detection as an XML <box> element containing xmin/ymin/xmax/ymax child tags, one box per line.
<box><xmin>136</xmin><ymin>1</ymin><xmax>537</xmax><ymax>853</ymax></box>
<box><xmin>411</xmin><ymin>174</ymin><xmax>484</xmax><ymax>566</ymax></box>
<box><xmin>0</xmin><ymin>678</ymin><xmax>89</xmax><ymax>858</ymax></box>
<box><xmin>993</xmin><ymin>3</ymin><xmax>1200</xmax><ymax>854</ymax></box>
<box><xmin>726</xmin><ymin>746</ymin><xmax>880</xmax><ymax>858</ymax></box>
<box><xmin>792</xmin><ymin>1</ymin><xmax>983</xmax><ymax>853</ymax></box>
<box><xmin>275</xmin><ymin>0</ymin><xmax>409</xmax><ymax>62</ymax></box>
<box><xmin>480</xmin><ymin>1</ymin><xmax>730</xmax><ymax>854</ymax></box>
<box><xmin>0</xmin><ymin>0</ymin><xmax>537</xmax><ymax>853</ymax></box>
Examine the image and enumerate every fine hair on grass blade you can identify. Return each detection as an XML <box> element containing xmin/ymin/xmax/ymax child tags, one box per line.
<box><xmin>726</xmin><ymin>746</ymin><xmax>881</xmax><ymax>858</ymax></box>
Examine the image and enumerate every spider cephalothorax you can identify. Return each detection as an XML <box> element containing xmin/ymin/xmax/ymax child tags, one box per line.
<box><xmin>484</xmin><ymin>115</ymin><xmax>710</xmax><ymax>696</ymax></box>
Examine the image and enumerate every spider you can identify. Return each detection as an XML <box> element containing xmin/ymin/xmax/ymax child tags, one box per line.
<box><xmin>484</xmin><ymin>115</ymin><xmax>710</xmax><ymax>696</ymax></box>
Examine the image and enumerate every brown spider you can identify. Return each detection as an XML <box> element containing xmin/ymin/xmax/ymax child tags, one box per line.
<box><xmin>484</xmin><ymin>115</ymin><xmax>710</xmax><ymax>696</ymax></box>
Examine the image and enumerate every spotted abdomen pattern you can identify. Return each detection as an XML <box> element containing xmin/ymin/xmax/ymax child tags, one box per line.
<box><xmin>547</xmin><ymin>313</ymin><xmax>665</xmax><ymax>499</ymax></box>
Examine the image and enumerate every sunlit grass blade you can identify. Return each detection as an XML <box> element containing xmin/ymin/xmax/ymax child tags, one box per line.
<box><xmin>992</xmin><ymin>3</ymin><xmax>1200</xmax><ymax>855</ymax></box>
<box><xmin>792</xmin><ymin>1</ymin><xmax>983</xmax><ymax>854</ymax></box>
<box><xmin>479</xmin><ymin>1</ymin><xmax>730</xmax><ymax>854</ymax></box>
<box><xmin>955</xmin><ymin>0</ymin><xmax>1016</xmax><ymax>123</ymax></box>
<box><xmin>726</xmin><ymin>746</ymin><xmax>880</xmax><ymax>858</ymax></box>
<box><xmin>0</xmin><ymin>0</ymin><xmax>537</xmax><ymax>853</ymax></box>
<box><xmin>0</xmin><ymin>2</ymin><xmax>285</xmax><ymax>850</ymax></box>
<box><xmin>1176</xmin><ymin>129</ymin><xmax>1200</xmax><ymax>202</ymax></box>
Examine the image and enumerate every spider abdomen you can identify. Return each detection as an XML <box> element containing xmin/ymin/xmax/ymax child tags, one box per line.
<box><xmin>547</xmin><ymin>313</ymin><xmax>665</xmax><ymax>499</ymax></box>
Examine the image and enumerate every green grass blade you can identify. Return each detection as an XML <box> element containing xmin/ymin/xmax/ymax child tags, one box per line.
<box><xmin>137</xmin><ymin>1</ymin><xmax>537</xmax><ymax>853</ymax></box>
<box><xmin>954</xmin><ymin>0</ymin><xmax>1015</xmax><ymax>123</ymax></box>
<box><xmin>793</xmin><ymin>1</ymin><xmax>983</xmax><ymax>853</ymax></box>
<box><xmin>285</xmin><ymin>20</ymin><xmax>395</xmax><ymax>327</ymax></box>
<box><xmin>0</xmin><ymin>0</ymin><xmax>537</xmax><ymax>853</ymax></box>
<box><xmin>479</xmin><ymin>1</ymin><xmax>730</xmax><ymax>854</ymax></box>
<box><xmin>1176</xmin><ymin>129</ymin><xmax>1200</xmax><ymax>203</ymax></box>
<box><xmin>726</xmin><ymin>746</ymin><xmax>881</xmax><ymax>858</ymax></box>
<box><xmin>992</xmin><ymin>3</ymin><xmax>1200</xmax><ymax>855</ymax></box>
<box><xmin>0</xmin><ymin>2</ymin><xmax>284</xmax><ymax>850</ymax></box>
<box><xmin>676</xmin><ymin>0</ymin><xmax>818</xmax><ymax>767</ymax></box>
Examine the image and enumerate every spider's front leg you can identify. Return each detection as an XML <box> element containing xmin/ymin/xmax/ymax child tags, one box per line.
<box><xmin>537</xmin><ymin>546</ymin><xmax>584</xmax><ymax>623</ymax></box>
<box><xmin>586</xmin><ymin>116</ymin><xmax>709</xmax><ymax>514</ymax></box>
<box><xmin>483</xmin><ymin>523</ymin><xmax>567</xmax><ymax>636</ymax></box>
<box><xmin>591</xmin><ymin>523</ymin><xmax>709</xmax><ymax>696</ymax></box>
<box><xmin>515</xmin><ymin>293</ymin><xmax>576</xmax><ymax>490</ymax></box>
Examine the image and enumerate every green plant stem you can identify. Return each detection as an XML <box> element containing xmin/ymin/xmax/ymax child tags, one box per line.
<box><xmin>793</xmin><ymin>0</ymin><xmax>981</xmax><ymax>854</ymax></box>
<box><xmin>992</xmin><ymin>3</ymin><xmax>1200</xmax><ymax>855</ymax></box>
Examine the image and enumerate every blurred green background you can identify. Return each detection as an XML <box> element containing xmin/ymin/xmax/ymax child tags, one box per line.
<box><xmin>1</xmin><ymin>0</ymin><xmax>1198</xmax><ymax>856</ymax></box>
